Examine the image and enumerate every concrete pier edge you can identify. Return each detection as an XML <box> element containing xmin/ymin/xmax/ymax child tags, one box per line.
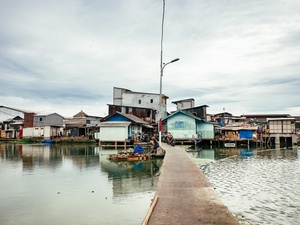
<box><xmin>142</xmin><ymin>143</ymin><xmax>240</xmax><ymax>225</ymax></box>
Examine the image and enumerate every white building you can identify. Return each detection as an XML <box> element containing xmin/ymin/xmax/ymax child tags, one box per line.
<box><xmin>112</xmin><ymin>87</ymin><xmax>168</xmax><ymax>122</ymax></box>
<box><xmin>23</xmin><ymin>113</ymin><xmax>64</xmax><ymax>139</ymax></box>
<box><xmin>172</xmin><ymin>98</ymin><xmax>195</xmax><ymax>110</ymax></box>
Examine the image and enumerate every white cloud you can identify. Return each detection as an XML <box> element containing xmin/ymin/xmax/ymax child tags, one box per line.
<box><xmin>0</xmin><ymin>0</ymin><xmax>300</xmax><ymax>121</ymax></box>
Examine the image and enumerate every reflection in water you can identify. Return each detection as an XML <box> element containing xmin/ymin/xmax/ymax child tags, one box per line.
<box><xmin>187</xmin><ymin>146</ymin><xmax>300</xmax><ymax>225</ymax></box>
<box><xmin>101</xmin><ymin>158</ymin><xmax>162</xmax><ymax>198</ymax></box>
<box><xmin>239</xmin><ymin>149</ymin><xmax>253</xmax><ymax>159</ymax></box>
<box><xmin>0</xmin><ymin>143</ymin><xmax>162</xmax><ymax>225</ymax></box>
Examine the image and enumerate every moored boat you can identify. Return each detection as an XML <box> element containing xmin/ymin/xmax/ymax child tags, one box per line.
<box><xmin>41</xmin><ymin>139</ymin><xmax>52</xmax><ymax>144</ymax></box>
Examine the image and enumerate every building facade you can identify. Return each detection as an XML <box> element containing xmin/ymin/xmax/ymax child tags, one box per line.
<box><xmin>112</xmin><ymin>87</ymin><xmax>168</xmax><ymax>121</ymax></box>
<box><xmin>172</xmin><ymin>98</ymin><xmax>195</xmax><ymax>110</ymax></box>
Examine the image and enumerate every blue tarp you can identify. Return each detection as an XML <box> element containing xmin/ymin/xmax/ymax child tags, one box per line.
<box><xmin>134</xmin><ymin>146</ymin><xmax>144</xmax><ymax>154</ymax></box>
<box><xmin>240</xmin><ymin>130</ymin><xmax>253</xmax><ymax>139</ymax></box>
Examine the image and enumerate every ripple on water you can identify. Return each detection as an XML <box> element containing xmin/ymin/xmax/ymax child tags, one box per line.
<box><xmin>200</xmin><ymin>147</ymin><xmax>300</xmax><ymax>225</ymax></box>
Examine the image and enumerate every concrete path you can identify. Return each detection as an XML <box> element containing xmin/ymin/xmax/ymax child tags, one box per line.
<box><xmin>145</xmin><ymin>143</ymin><xmax>239</xmax><ymax>225</ymax></box>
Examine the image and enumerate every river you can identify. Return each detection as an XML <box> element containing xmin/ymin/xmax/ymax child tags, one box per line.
<box><xmin>185</xmin><ymin>145</ymin><xmax>300</xmax><ymax>225</ymax></box>
<box><xmin>0</xmin><ymin>143</ymin><xmax>162</xmax><ymax>225</ymax></box>
<box><xmin>2</xmin><ymin>142</ymin><xmax>299</xmax><ymax>225</ymax></box>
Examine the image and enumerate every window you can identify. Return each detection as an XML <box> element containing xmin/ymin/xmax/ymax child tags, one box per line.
<box><xmin>175</xmin><ymin>121</ymin><xmax>184</xmax><ymax>128</ymax></box>
<box><xmin>39</xmin><ymin>118</ymin><xmax>43</xmax><ymax>121</ymax></box>
<box><xmin>150</xmin><ymin>99</ymin><xmax>153</xmax><ymax>103</ymax></box>
<box><xmin>138</xmin><ymin>99</ymin><xmax>141</xmax><ymax>104</ymax></box>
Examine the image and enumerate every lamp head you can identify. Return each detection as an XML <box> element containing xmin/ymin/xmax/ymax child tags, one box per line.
<box><xmin>171</xmin><ymin>58</ymin><xmax>180</xmax><ymax>63</ymax></box>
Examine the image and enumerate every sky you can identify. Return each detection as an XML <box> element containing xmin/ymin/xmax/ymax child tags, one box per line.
<box><xmin>1</xmin><ymin>0</ymin><xmax>300</xmax><ymax>121</ymax></box>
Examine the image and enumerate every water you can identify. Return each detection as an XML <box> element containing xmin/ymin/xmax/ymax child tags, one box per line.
<box><xmin>186</xmin><ymin>146</ymin><xmax>300</xmax><ymax>225</ymax></box>
<box><xmin>0</xmin><ymin>143</ymin><xmax>162</xmax><ymax>225</ymax></box>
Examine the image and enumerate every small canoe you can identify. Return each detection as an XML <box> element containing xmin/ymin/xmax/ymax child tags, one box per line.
<box><xmin>41</xmin><ymin>139</ymin><xmax>52</xmax><ymax>144</ymax></box>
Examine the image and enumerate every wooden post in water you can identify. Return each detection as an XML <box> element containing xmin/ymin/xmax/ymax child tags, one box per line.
<box><xmin>285</xmin><ymin>137</ymin><xmax>287</xmax><ymax>148</ymax></box>
<box><xmin>275</xmin><ymin>136</ymin><xmax>280</xmax><ymax>149</ymax></box>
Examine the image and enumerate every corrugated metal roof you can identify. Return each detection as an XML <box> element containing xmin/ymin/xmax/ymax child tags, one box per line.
<box><xmin>102</xmin><ymin>111</ymin><xmax>148</xmax><ymax>124</ymax></box>
<box><xmin>143</xmin><ymin>124</ymin><xmax>154</xmax><ymax>129</ymax></box>
<box><xmin>73</xmin><ymin>110</ymin><xmax>88</xmax><ymax>118</ymax></box>
<box><xmin>219</xmin><ymin>126</ymin><xmax>258</xmax><ymax>131</ymax></box>
<box><xmin>243</xmin><ymin>114</ymin><xmax>290</xmax><ymax>117</ymax></box>
<box><xmin>118</xmin><ymin>112</ymin><xmax>147</xmax><ymax>124</ymax></box>
<box><xmin>292</xmin><ymin>116</ymin><xmax>300</xmax><ymax>120</ymax></box>
<box><xmin>64</xmin><ymin>118</ymin><xmax>86</xmax><ymax>125</ymax></box>
<box><xmin>163</xmin><ymin>110</ymin><xmax>203</xmax><ymax>122</ymax></box>
<box><xmin>34</xmin><ymin>113</ymin><xmax>64</xmax><ymax>118</ymax></box>
<box><xmin>113</xmin><ymin>87</ymin><xmax>168</xmax><ymax>98</ymax></box>
<box><xmin>172</xmin><ymin>98</ymin><xmax>195</xmax><ymax>104</ymax></box>
<box><xmin>267</xmin><ymin>118</ymin><xmax>295</xmax><ymax>121</ymax></box>
<box><xmin>0</xmin><ymin>105</ymin><xmax>35</xmax><ymax>113</ymax></box>
<box><xmin>98</xmin><ymin>122</ymin><xmax>131</xmax><ymax>127</ymax></box>
<box><xmin>107</xmin><ymin>104</ymin><xmax>156</xmax><ymax>111</ymax></box>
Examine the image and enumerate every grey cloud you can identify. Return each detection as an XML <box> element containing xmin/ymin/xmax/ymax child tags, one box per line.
<box><xmin>0</xmin><ymin>0</ymin><xmax>300</xmax><ymax>118</ymax></box>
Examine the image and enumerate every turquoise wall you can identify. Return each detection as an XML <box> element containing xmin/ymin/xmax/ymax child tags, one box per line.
<box><xmin>167</xmin><ymin>114</ymin><xmax>196</xmax><ymax>138</ymax></box>
<box><xmin>196</xmin><ymin>122</ymin><xmax>214</xmax><ymax>139</ymax></box>
<box><xmin>167</xmin><ymin>113</ymin><xmax>215</xmax><ymax>139</ymax></box>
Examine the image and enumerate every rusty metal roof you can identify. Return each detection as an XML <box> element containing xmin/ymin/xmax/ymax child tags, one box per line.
<box><xmin>98</xmin><ymin>122</ymin><xmax>131</xmax><ymax>127</ymax></box>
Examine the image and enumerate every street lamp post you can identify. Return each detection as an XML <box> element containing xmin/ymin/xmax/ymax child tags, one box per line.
<box><xmin>159</xmin><ymin>58</ymin><xmax>180</xmax><ymax>146</ymax></box>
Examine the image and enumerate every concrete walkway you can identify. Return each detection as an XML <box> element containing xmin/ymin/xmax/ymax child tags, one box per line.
<box><xmin>144</xmin><ymin>143</ymin><xmax>239</xmax><ymax>225</ymax></box>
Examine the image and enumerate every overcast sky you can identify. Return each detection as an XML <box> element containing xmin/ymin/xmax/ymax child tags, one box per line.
<box><xmin>1</xmin><ymin>0</ymin><xmax>300</xmax><ymax>120</ymax></box>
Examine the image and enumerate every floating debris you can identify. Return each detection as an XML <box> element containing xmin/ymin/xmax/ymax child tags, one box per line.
<box><xmin>107</xmin><ymin>146</ymin><xmax>150</xmax><ymax>161</ymax></box>
<box><xmin>107</xmin><ymin>146</ymin><xmax>165</xmax><ymax>161</ymax></box>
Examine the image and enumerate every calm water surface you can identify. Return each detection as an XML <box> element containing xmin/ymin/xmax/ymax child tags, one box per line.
<box><xmin>0</xmin><ymin>143</ymin><xmax>162</xmax><ymax>225</ymax></box>
<box><xmin>186</xmin><ymin>146</ymin><xmax>300</xmax><ymax>225</ymax></box>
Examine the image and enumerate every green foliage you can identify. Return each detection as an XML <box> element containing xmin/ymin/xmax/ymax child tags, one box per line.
<box><xmin>18</xmin><ymin>138</ymin><xmax>34</xmax><ymax>143</ymax></box>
